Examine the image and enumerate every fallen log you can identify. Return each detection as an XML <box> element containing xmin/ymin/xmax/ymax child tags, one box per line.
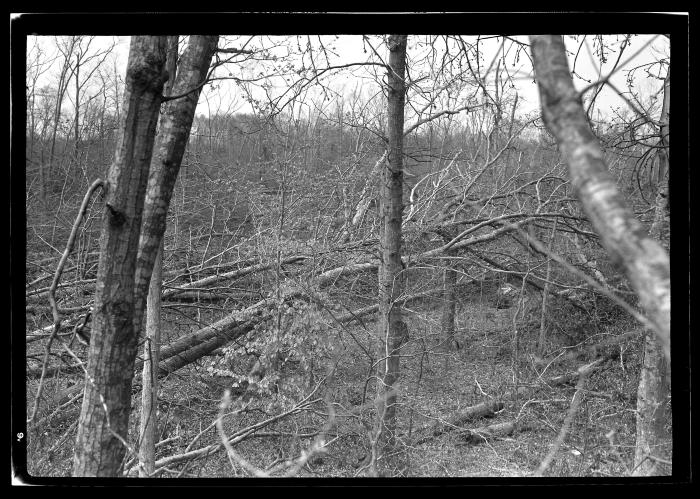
<box><xmin>498</xmin><ymin>358</ymin><xmax>609</xmax><ymax>404</ymax></box>
<box><xmin>414</xmin><ymin>358</ymin><xmax>607</xmax><ymax>446</ymax></box>
<box><xmin>26</xmin><ymin>279</ymin><xmax>96</xmax><ymax>299</ymax></box>
<box><xmin>415</xmin><ymin>399</ymin><xmax>504</xmax><ymax>444</ymax></box>
<box><xmin>533</xmin><ymin>332</ymin><xmax>630</xmax><ymax>369</ymax></box>
<box><xmin>160</xmin><ymin>286</ymin><xmax>442</xmax><ymax>374</ymax></box>
<box><xmin>51</xmin><ymin>287</ymin><xmax>444</xmax><ymax>405</ymax></box>
<box><xmin>39</xmin><ymin>220</ymin><xmax>539</xmax><ymax>407</ymax></box>
<box><xmin>457</xmin><ymin>419</ymin><xmax>536</xmax><ymax>445</ymax></box>
<box><xmin>542</xmin><ymin>358</ymin><xmax>607</xmax><ymax>387</ymax></box>
<box><xmin>162</xmin><ymin>290</ymin><xmax>232</xmax><ymax>302</ymax></box>
<box><xmin>162</xmin><ymin>255</ymin><xmax>306</xmax><ymax>300</ymax></box>
<box><xmin>26</xmin><ymin>218</ymin><xmax>529</xmax><ymax>339</ymax></box>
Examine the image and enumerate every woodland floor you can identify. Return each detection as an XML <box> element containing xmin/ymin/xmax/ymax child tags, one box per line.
<box><xmin>25</xmin><ymin>285</ymin><xmax>660</xmax><ymax>478</ymax></box>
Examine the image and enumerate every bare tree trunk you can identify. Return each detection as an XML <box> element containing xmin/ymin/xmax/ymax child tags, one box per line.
<box><xmin>72</xmin><ymin>36</ymin><xmax>168</xmax><ymax>477</ymax></box>
<box><xmin>74</xmin><ymin>54</ymin><xmax>80</xmax><ymax>144</ymax></box>
<box><xmin>538</xmin><ymin>218</ymin><xmax>557</xmax><ymax>357</ymax></box>
<box><xmin>47</xmin><ymin>37</ymin><xmax>77</xmax><ymax>200</ymax></box>
<box><xmin>440</xmin><ymin>245</ymin><xmax>458</xmax><ymax>351</ymax></box>
<box><xmin>132</xmin><ymin>35</ymin><xmax>219</xmax><ymax>327</ymax></box>
<box><xmin>375</xmin><ymin>34</ymin><xmax>407</xmax><ymax>475</ymax></box>
<box><xmin>633</xmin><ymin>324</ymin><xmax>670</xmax><ymax>475</ymax></box>
<box><xmin>138</xmin><ymin>240</ymin><xmax>162</xmax><ymax>477</ymax></box>
<box><xmin>633</xmin><ymin>68</ymin><xmax>671</xmax><ymax>476</ymax></box>
<box><xmin>529</xmin><ymin>35</ymin><xmax>670</xmax><ymax>363</ymax></box>
<box><xmin>138</xmin><ymin>35</ymin><xmax>179</xmax><ymax>478</ymax></box>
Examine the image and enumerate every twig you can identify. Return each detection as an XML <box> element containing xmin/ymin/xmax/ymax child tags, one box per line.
<box><xmin>578</xmin><ymin>35</ymin><xmax>660</xmax><ymax>100</ymax></box>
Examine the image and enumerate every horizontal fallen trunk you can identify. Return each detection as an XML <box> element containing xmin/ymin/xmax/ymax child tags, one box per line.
<box><xmin>162</xmin><ymin>255</ymin><xmax>306</xmax><ymax>300</ymax></box>
<box><xmin>26</xmin><ymin>215</ymin><xmax>540</xmax><ymax>339</ymax></box>
<box><xmin>467</xmin><ymin>248</ymin><xmax>589</xmax><ymax>313</ymax></box>
<box><xmin>415</xmin><ymin>399</ymin><xmax>504</xmax><ymax>444</ymax></box>
<box><xmin>26</xmin><ymin>303</ymin><xmax>91</xmax><ymax>316</ymax></box>
<box><xmin>534</xmin><ymin>339</ymin><xmax>624</xmax><ymax>369</ymax></box>
<box><xmin>544</xmin><ymin>358</ymin><xmax>607</xmax><ymax>387</ymax></box>
<box><xmin>162</xmin><ymin>290</ymin><xmax>232</xmax><ymax>302</ymax></box>
<box><xmin>34</xmin><ymin>219</ymin><xmax>560</xmax><ymax>406</ymax></box>
<box><xmin>50</xmin><ymin>287</ymin><xmax>444</xmax><ymax>405</ymax></box>
<box><xmin>26</xmin><ymin>279</ymin><xmax>96</xmax><ymax>300</ymax></box>
<box><xmin>415</xmin><ymin>358</ymin><xmax>607</xmax><ymax>445</ymax></box>
<box><xmin>159</xmin><ymin>287</ymin><xmax>442</xmax><ymax>375</ymax></box>
<box><xmin>501</xmin><ymin>357</ymin><xmax>609</xmax><ymax>403</ymax></box>
<box><xmin>26</xmin><ymin>312</ymin><xmax>92</xmax><ymax>343</ymax></box>
<box><xmin>457</xmin><ymin>420</ymin><xmax>535</xmax><ymax>445</ymax></box>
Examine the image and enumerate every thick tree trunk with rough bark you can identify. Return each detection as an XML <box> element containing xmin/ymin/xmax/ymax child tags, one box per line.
<box><xmin>138</xmin><ymin>35</ymin><xmax>179</xmax><ymax>477</ymax></box>
<box><xmin>73</xmin><ymin>36</ymin><xmax>168</xmax><ymax>477</ymax></box>
<box><xmin>633</xmin><ymin>68</ymin><xmax>671</xmax><ymax>477</ymax></box>
<box><xmin>634</xmin><ymin>325</ymin><xmax>671</xmax><ymax>475</ymax></box>
<box><xmin>133</xmin><ymin>35</ymin><xmax>219</xmax><ymax>332</ymax></box>
<box><xmin>375</xmin><ymin>34</ymin><xmax>407</xmax><ymax>471</ymax></box>
<box><xmin>529</xmin><ymin>35</ymin><xmax>671</xmax><ymax>363</ymax></box>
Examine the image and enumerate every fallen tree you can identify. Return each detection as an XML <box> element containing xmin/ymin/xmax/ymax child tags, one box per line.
<box><xmin>161</xmin><ymin>255</ymin><xmax>307</xmax><ymax>300</ymax></box>
<box><xmin>414</xmin><ymin>358</ymin><xmax>609</xmax><ymax>446</ymax></box>
<box><xmin>50</xmin><ymin>286</ymin><xmax>445</xmax><ymax>404</ymax></box>
<box><xmin>32</xmin><ymin>211</ymin><xmax>612</xmax><ymax>401</ymax></box>
<box><xmin>34</xmin><ymin>214</ymin><xmax>607</xmax><ymax>407</ymax></box>
<box><xmin>457</xmin><ymin>420</ymin><xmax>536</xmax><ymax>446</ymax></box>
<box><xmin>26</xmin><ymin>211</ymin><xmax>571</xmax><ymax>342</ymax></box>
<box><xmin>414</xmin><ymin>399</ymin><xmax>505</xmax><ymax>445</ymax></box>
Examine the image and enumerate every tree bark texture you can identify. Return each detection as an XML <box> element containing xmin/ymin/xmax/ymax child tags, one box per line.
<box><xmin>73</xmin><ymin>36</ymin><xmax>168</xmax><ymax>477</ymax></box>
<box><xmin>529</xmin><ymin>35</ymin><xmax>671</xmax><ymax>363</ymax></box>
<box><xmin>439</xmin><ymin>227</ymin><xmax>459</xmax><ymax>351</ymax></box>
<box><xmin>138</xmin><ymin>240</ymin><xmax>163</xmax><ymax>477</ymax></box>
<box><xmin>440</xmin><ymin>253</ymin><xmax>458</xmax><ymax>349</ymax></box>
<box><xmin>633</xmin><ymin>68</ymin><xmax>671</xmax><ymax>476</ymax></box>
<box><xmin>376</xmin><ymin>34</ymin><xmax>407</xmax><ymax>460</ymax></box>
<box><xmin>633</xmin><ymin>325</ymin><xmax>671</xmax><ymax>475</ymax></box>
<box><xmin>74</xmin><ymin>54</ymin><xmax>80</xmax><ymax>144</ymax></box>
<box><xmin>138</xmin><ymin>35</ymin><xmax>179</xmax><ymax>478</ymax></box>
<box><xmin>133</xmin><ymin>35</ymin><xmax>219</xmax><ymax>334</ymax></box>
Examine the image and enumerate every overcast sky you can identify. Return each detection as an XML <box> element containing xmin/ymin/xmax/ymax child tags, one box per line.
<box><xmin>27</xmin><ymin>34</ymin><xmax>669</xmax><ymax>123</ymax></box>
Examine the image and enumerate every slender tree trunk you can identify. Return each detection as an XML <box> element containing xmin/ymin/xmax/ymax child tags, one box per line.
<box><xmin>633</xmin><ymin>68</ymin><xmax>671</xmax><ymax>476</ymax></box>
<box><xmin>138</xmin><ymin>240</ymin><xmax>162</xmax><ymax>477</ymax></box>
<box><xmin>538</xmin><ymin>218</ymin><xmax>557</xmax><ymax>357</ymax></box>
<box><xmin>74</xmin><ymin>55</ymin><xmax>80</xmax><ymax>145</ymax></box>
<box><xmin>138</xmin><ymin>35</ymin><xmax>179</xmax><ymax>477</ymax></box>
<box><xmin>47</xmin><ymin>37</ymin><xmax>77</xmax><ymax>199</ymax></box>
<box><xmin>375</xmin><ymin>34</ymin><xmax>407</xmax><ymax>474</ymax></box>
<box><xmin>529</xmin><ymin>35</ymin><xmax>671</xmax><ymax>363</ymax></box>
<box><xmin>27</xmin><ymin>85</ymin><xmax>36</xmax><ymax>163</ymax></box>
<box><xmin>440</xmin><ymin>245</ymin><xmax>458</xmax><ymax>351</ymax></box>
<box><xmin>72</xmin><ymin>36</ymin><xmax>168</xmax><ymax>477</ymax></box>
